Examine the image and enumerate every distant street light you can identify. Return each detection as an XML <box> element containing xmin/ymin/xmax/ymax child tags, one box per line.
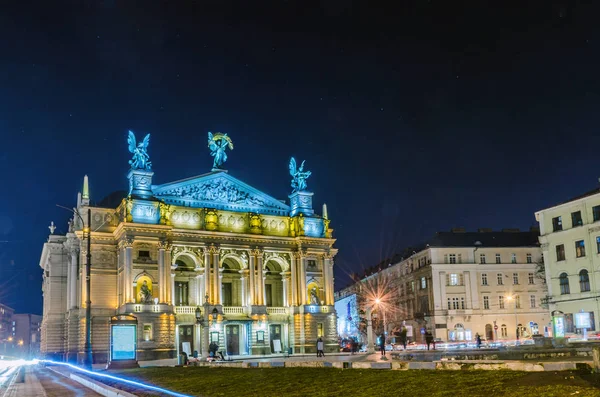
<box><xmin>506</xmin><ymin>295</ymin><xmax>519</xmax><ymax>343</ymax></box>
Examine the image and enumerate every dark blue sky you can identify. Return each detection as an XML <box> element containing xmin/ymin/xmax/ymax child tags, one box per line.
<box><xmin>1</xmin><ymin>1</ymin><xmax>600</xmax><ymax>313</ymax></box>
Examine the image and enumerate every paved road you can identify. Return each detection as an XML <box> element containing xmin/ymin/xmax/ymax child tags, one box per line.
<box><xmin>5</xmin><ymin>366</ymin><xmax>101</xmax><ymax>397</ymax></box>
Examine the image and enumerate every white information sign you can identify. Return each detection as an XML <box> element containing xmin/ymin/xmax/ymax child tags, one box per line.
<box><xmin>273</xmin><ymin>339</ymin><xmax>282</xmax><ymax>353</ymax></box>
<box><xmin>112</xmin><ymin>325</ymin><xmax>136</xmax><ymax>360</ymax></box>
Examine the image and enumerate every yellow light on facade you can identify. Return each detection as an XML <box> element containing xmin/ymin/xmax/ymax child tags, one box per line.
<box><xmin>7</xmin><ymin>337</ymin><xmax>12</xmax><ymax>342</ymax></box>
<box><xmin>18</xmin><ymin>340</ymin><xmax>23</xmax><ymax>346</ymax></box>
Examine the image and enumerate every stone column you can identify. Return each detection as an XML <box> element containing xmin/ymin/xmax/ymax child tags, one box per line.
<box><xmin>195</xmin><ymin>274</ymin><xmax>202</xmax><ymax>306</ymax></box>
<box><xmin>80</xmin><ymin>249</ymin><xmax>88</xmax><ymax>308</ymax></box>
<box><xmin>290</xmin><ymin>253</ymin><xmax>297</xmax><ymax>306</ymax></box>
<box><xmin>124</xmin><ymin>238</ymin><xmax>134</xmax><ymax>303</ymax></box>
<box><xmin>158</xmin><ymin>241</ymin><xmax>166</xmax><ymax>303</ymax></box>
<box><xmin>68</xmin><ymin>246</ymin><xmax>79</xmax><ymax>309</ymax></box>
<box><xmin>201</xmin><ymin>323</ymin><xmax>209</xmax><ymax>359</ymax></box>
<box><xmin>248</xmin><ymin>254</ymin><xmax>256</xmax><ymax>305</ymax></box>
<box><xmin>211</xmin><ymin>246</ymin><xmax>220</xmax><ymax>305</ymax></box>
<box><xmin>218</xmin><ymin>269</ymin><xmax>224</xmax><ymax>306</ymax></box>
<box><xmin>464</xmin><ymin>271</ymin><xmax>472</xmax><ymax>309</ymax></box>
<box><xmin>297</xmin><ymin>251</ymin><xmax>307</xmax><ymax>305</ymax></box>
<box><xmin>281</xmin><ymin>273</ymin><xmax>289</xmax><ymax>307</ymax></box>
<box><xmin>204</xmin><ymin>249</ymin><xmax>211</xmax><ymax>303</ymax></box>
<box><xmin>439</xmin><ymin>271</ymin><xmax>447</xmax><ymax>308</ymax></box>
<box><xmin>239</xmin><ymin>271</ymin><xmax>246</xmax><ymax>307</ymax></box>
<box><xmin>255</xmin><ymin>249</ymin><xmax>264</xmax><ymax>305</ymax></box>
<box><xmin>171</xmin><ymin>272</ymin><xmax>176</xmax><ymax>305</ymax></box>
<box><xmin>324</xmin><ymin>254</ymin><xmax>334</xmax><ymax>305</ymax></box>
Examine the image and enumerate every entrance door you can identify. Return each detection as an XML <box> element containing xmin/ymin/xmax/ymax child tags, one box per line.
<box><xmin>179</xmin><ymin>325</ymin><xmax>194</xmax><ymax>356</ymax></box>
<box><xmin>226</xmin><ymin>325</ymin><xmax>240</xmax><ymax>355</ymax></box>
<box><xmin>270</xmin><ymin>324</ymin><xmax>282</xmax><ymax>353</ymax></box>
<box><xmin>485</xmin><ymin>324</ymin><xmax>493</xmax><ymax>341</ymax></box>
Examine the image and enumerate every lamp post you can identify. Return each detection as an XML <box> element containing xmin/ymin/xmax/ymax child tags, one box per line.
<box><xmin>57</xmin><ymin>204</ymin><xmax>92</xmax><ymax>368</ymax></box>
<box><xmin>366</xmin><ymin>307</ymin><xmax>374</xmax><ymax>353</ymax></box>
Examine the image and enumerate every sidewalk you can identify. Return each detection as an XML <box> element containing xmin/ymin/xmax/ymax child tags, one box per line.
<box><xmin>4</xmin><ymin>366</ymin><xmax>46</xmax><ymax>397</ymax></box>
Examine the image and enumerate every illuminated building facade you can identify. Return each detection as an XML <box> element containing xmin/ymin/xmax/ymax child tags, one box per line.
<box><xmin>39</xmin><ymin>134</ymin><xmax>337</xmax><ymax>364</ymax></box>
<box><xmin>536</xmin><ymin>188</ymin><xmax>600</xmax><ymax>336</ymax></box>
<box><xmin>336</xmin><ymin>229</ymin><xmax>549</xmax><ymax>344</ymax></box>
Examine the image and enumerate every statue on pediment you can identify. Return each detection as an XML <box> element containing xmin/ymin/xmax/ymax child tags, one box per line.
<box><xmin>208</xmin><ymin>132</ymin><xmax>234</xmax><ymax>170</ymax></box>
<box><xmin>127</xmin><ymin>131</ymin><xmax>152</xmax><ymax>170</ymax></box>
<box><xmin>289</xmin><ymin>157</ymin><xmax>311</xmax><ymax>192</ymax></box>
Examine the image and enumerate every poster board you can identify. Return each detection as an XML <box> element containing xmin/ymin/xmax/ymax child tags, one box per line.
<box><xmin>575</xmin><ymin>312</ymin><xmax>592</xmax><ymax>329</ymax></box>
<box><xmin>182</xmin><ymin>342</ymin><xmax>192</xmax><ymax>356</ymax></box>
<box><xmin>111</xmin><ymin>325</ymin><xmax>136</xmax><ymax>360</ymax></box>
<box><xmin>273</xmin><ymin>339</ymin><xmax>282</xmax><ymax>353</ymax></box>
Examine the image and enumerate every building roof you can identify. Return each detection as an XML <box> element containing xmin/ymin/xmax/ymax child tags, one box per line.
<box><xmin>549</xmin><ymin>187</ymin><xmax>600</xmax><ymax>210</ymax></box>
<box><xmin>426</xmin><ymin>230</ymin><xmax>540</xmax><ymax>248</ymax></box>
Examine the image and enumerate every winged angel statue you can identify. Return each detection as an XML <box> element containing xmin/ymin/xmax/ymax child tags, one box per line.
<box><xmin>127</xmin><ymin>131</ymin><xmax>152</xmax><ymax>170</ymax></box>
<box><xmin>208</xmin><ymin>132</ymin><xmax>234</xmax><ymax>169</ymax></box>
<box><xmin>289</xmin><ymin>157</ymin><xmax>311</xmax><ymax>192</ymax></box>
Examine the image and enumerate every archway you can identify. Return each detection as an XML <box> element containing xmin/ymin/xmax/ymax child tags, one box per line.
<box><xmin>173</xmin><ymin>255</ymin><xmax>196</xmax><ymax>306</ymax></box>
<box><xmin>222</xmin><ymin>257</ymin><xmax>244</xmax><ymax>306</ymax></box>
<box><xmin>485</xmin><ymin>324</ymin><xmax>493</xmax><ymax>341</ymax></box>
<box><xmin>264</xmin><ymin>260</ymin><xmax>284</xmax><ymax>307</ymax></box>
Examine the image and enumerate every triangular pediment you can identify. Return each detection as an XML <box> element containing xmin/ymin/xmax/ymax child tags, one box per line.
<box><xmin>152</xmin><ymin>171</ymin><xmax>290</xmax><ymax>216</ymax></box>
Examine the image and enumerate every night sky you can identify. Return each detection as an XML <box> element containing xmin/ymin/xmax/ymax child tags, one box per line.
<box><xmin>1</xmin><ymin>1</ymin><xmax>600</xmax><ymax>314</ymax></box>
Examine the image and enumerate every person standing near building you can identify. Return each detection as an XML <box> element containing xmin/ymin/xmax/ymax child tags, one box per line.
<box><xmin>379</xmin><ymin>335</ymin><xmax>386</xmax><ymax>356</ymax></box>
<box><xmin>476</xmin><ymin>333</ymin><xmax>482</xmax><ymax>349</ymax></box>
<box><xmin>316</xmin><ymin>337</ymin><xmax>324</xmax><ymax>357</ymax></box>
<box><xmin>425</xmin><ymin>331</ymin><xmax>434</xmax><ymax>351</ymax></box>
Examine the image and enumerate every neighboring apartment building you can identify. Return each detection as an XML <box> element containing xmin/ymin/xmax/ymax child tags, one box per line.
<box><xmin>535</xmin><ymin>187</ymin><xmax>600</xmax><ymax>335</ymax></box>
<box><xmin>13</xmin><ymin>314</ymin><xmax>42</xmax><ymax>359</ymax></box>
<box><xmin>336</xmin><ymin>229</ymin><xmax>550</xmax><ymax>343</ymax></box>
<box><xmin>0</xmin><ymin>303</ymin><xmax>15</xmax><ymax>343</ymax></box>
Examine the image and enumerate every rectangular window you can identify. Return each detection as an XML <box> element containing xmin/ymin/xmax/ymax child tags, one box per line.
<box><xmin>528</xmin><ymin>273</ymin><xmax>535</xmax><ymax>285</ymax></box>
<box><xmin>497</xmin><ymin>273</ymin><xmax>503</xmax><ymax>285</ymax></box>
<box><xmin>138</xmin><ymin>250</ymin><xmax>150</xmax><ymax>259</ymax></box>
<box><xmin>499</xmin><ymin>295</ymin><xmax>505</xmax><ymax>309</ymax></box>
<box><xmin>571</xmin><ymin>211</ymin><xmax>583</xmax><ymax>227</ymax></box>
<box><xmin>481</xmin><ymin>273</ymin><xmax>488</xmax><ymax>286</ymax></box>
<box><xmin>556</xmin><ymin>244</ymin><xmax>566</xmax><ymax>261</ymax></box>
<box><xmin>515</xmin><ymin>295</ymin><xmax>521</xmax><ymax>309</ymax></box>
<box><xmin>453</xmin><ymin>298</ymin><xmax>459</xmax><ymax>310</ymax></box>
<box><xmin>495</xmin><ymin>254</ymin><xmax>501</xmax><ymax>264</ymax></box>
<box><xmin>526</xmin><ymin>253</ymin><xmax>532</xmax><ymax>264</ymax></box>
<box><xmin>575</xmin><ymin>240</ymin><xmax>586</xmax><ymax>257</ymax></box>
<box><xmin>449</xmin><ymin>254</ymin><xmax>456</xmax><ymax>264</ymax></box>
<box><xmin>594</xmin><ymin>205</ymin><xmax>600</xmax><ymax>222</ymax></box>
<box><xmin>530</xmin><ymin>295</ymin><xmax>536</xmax><ymax>308</ymax></box>
<box><xmin>460</xmin><ymin>297</ymin><xmax>465</xmax><ymax>310</ymax></box>
<box><xmin>552</xmin><ymin>216</ymin><xmax>563</xmax><ymax>232</ymax></box>
<box><xmin>513</xmin><ymin>273</ymin><xmax>519</xmax><ymax>285</ymax></box>
<box><xmin>447</xmin><ymin>298</ymin><xmax>451</xmax><ymax>310</ymax></box>
<box><xmin>143</xmin><ymin>324</ymin><xmax>152</xmax><ymax>341</ymax></box>
<box><xmin>421</xmin><ymin>277</ymin><xmax>426</xmax><ymax>289</ymax></box>
<box><xmin>480</xmin><ymin>254</ymin><xmax>486</xmax><ymax>264</ymax></box>
<box><xmin>317</xmin><ymin>323</ymin><xmax>324</xmax><ymax>338</ymax></box>
<box><xmin>449</xmin><ymin>274</ymin><xmax>459</xmax><ymax>286</ymax></box>
<box><xmin>597</xmin><ymin>237</ymin><xmax>600</xmax><ymax>254</ymax></box>
<box><xmin>483</xmin><ymin>296</ymin><xmax>490</xmax><ymax>310</ymax></box>
<box><xmin>511</xmin><ymin>253</ymin><xmax>517</xmax><ymax>264</ymax></box>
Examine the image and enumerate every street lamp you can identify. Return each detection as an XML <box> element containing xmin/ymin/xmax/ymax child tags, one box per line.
<box><xmin>57</xmin><ymin>204</ymin><xmax>92</xmax><ymax>368</ymax></box>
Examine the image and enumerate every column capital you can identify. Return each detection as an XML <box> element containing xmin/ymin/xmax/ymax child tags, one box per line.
<box><xmin>293</xmin><ymin>250</ymin><xmax>306</xmax><ymax>259</ymax></box>
<box><xmin>158</xmin><ymin>239</ymin><xmax>172</xmax><ymax>250</ymax></box>
<box><xmin>209</xmin><ymin>244</ymin><xmax>219</xmax><ymax>255</ymax></box>
<box><xmin>251</xmin><ymin>248</ymin><xmax>264</xmax><ymax>258</ymax></box>
<box><xmin>119</xmin><ymin>237</ymin><xmax>134</xmax><ymax>249</ymax></box>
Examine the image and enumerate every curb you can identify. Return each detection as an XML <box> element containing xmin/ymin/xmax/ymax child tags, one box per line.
<box><xmin>70</xmin><ymin>373</ymin><xmax>137</xmax><ymax>397</ymax></box>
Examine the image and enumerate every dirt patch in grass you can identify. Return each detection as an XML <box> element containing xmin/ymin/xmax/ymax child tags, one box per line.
<box><xmin>111</xmin><ymin>367</ymin><xmax>600</xmax><ymax>397</ymax></box>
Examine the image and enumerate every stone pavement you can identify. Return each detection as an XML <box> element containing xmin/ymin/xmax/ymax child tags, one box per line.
<box><xmin>4</xmin><ymin>365</ymin><xmax>102</xmax><ymax>397</ymax></box>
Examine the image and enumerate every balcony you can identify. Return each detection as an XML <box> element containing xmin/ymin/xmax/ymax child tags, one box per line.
<box><xmin>119</xmin><ymin>303</ymin><xmax>173</xmax><ymax>314</ymax></box>
<box><xmin>223</xmin><ymin>306</ymin><xmax>246</xmax><ymax>315</ymax></box>
<box><xmin>174</xmin><ymin>306</ymin><xmax>199</xmax><ymax>315</ymax></box>
<box><xmin>266</xmin><ymin>307</ymin><xmax>288</xmax><ymax>315</ymax></box>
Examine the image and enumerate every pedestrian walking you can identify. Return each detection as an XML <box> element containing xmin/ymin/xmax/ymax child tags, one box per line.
<box><xmin>316</xmin><ymin>337</ymin><xmax>324</xmax><ymax>357</ymax></box>
<box><xmin>425</xmin><ymin>331</ymin><xmax>433</xmax><ymax>351</ymax></box>
<box><xmin>476</xmin><ymin>333</ymin><xmax>482</xmax><ymax>349</ymax></box>
<box><xmin>379</xmin><ymin>335</ymin><xmax>386</xmax><ymax>356</ymax></box>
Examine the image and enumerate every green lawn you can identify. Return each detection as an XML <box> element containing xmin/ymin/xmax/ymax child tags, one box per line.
<box><xmin>112</xmin><ymin>367</ymin><xmax>600</xmax><ymax>397</ymax></box>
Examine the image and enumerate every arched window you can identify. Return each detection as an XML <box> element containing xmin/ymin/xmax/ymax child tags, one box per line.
<box><xmin>559</xmin><ymin>273</ymin><xmax>570</xmax><ymax>295</ymax></box>
<box><xmin>579</xmin><ymin>269</ymin><xmax>590</xmax><ymax>292</ymax></box>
